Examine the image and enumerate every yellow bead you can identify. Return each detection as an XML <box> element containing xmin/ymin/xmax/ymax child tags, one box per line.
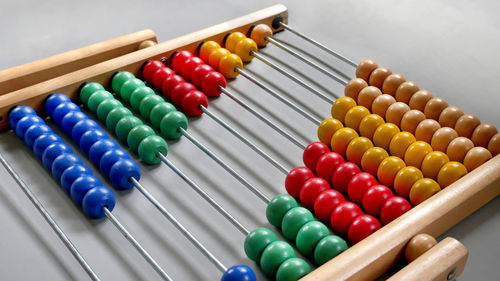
<box><xmin>250</xmin><ymin>24</ymin><xmax>273</xmax><ymax>47</ymax></box>
<box><xmin>345</xmin><ymin>106</ymin><xmax>370</xmax><ymax>131</ymax></box>
<box><xmin>394</xmin><ymin>166</ymin><xmax>423</xmax><ymax>197</ymax></box>
<box><xmin>331</xmin><ymin>127</ymin><xmax>359</xmax><ymax>156</ymax></box>
<box><xmin>404</xmin><ymin>141</ymin><xmax>433</xmax><ymax>169</ymax></box>
<box><xmin>318</xmin><ymin>118</ymin><xmax>344</xmax><ymax>145</ymax></box>
<box><xmin>235</xmin><ymin>38</ymin><xmax>258</xmax><ymax>62</ymax></box>
<box><xmin>437</xmin><ymin>161</ymin><xmax>467</xmax><ymax>188</ymax></box>
<box><xmin>377</xmin><ymin>156</ymin><xmax>406</xmax><ymax>187</ymax></box>
<box><xmin>361</xmin><ymin>147</ymin><xmax>390</xmax><ymax>176</ymax></box>
<box><xmin>346</xmin><ymin>137</ymin><xmax>374</xmax><ymax>166</ymax></box>
<box><xmin>219</xmin><ymin>54</ymin><xmax>243</xmax><ymax>79</ymax></box>
<box><xmin>409</xmin><ymin>178</ymin><xmax>441</xmax><ymax>205</ymax></box>
<box><xmin>199</xmin><ymin>41</ymin><xmax>221</xmax><ymax>62</ymax></box>
<box><xmin>421</xmin><ymin>151</ymin><xmax>449</xmax><ymax>179</ymax></box>
<box><xmin>208</xmin><ymin>48</ymin><xmax>231</xmax><ymax>70</ymax></box>
<box><xmin>359</xmin><ymin>114</ymin><xmax>385</xmax><ymax>139</ymax></box>
<box><xmin>225</xmin><ymin>32</ymin><xmax>247</xmax><ymax>52</ymax></box>
<box><xmin>389</xmin><ymin>132</ymin><xmax>416</xmax><ymax>159</ymax></box>
<box><xmin>373</xmin><ymin>123</ymin><xmax>400</xmax><ymax>150</ymax></box>
<box><xmin>331</xmin><ymin>97</ymin><xmax>357</xmax><ymax>123</ymax></box>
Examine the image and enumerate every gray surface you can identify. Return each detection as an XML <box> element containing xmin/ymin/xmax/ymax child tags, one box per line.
<box><xmin>0</xmin><ymin>0</ymin><xmax>499</xmax><ymax>280</ymax></box>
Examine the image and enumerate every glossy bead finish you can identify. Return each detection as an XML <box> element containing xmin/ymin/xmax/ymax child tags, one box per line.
<box><xmin>317</xmin><ymin>118</ymin><xmax>344</xmax><ymax>145</ymax></box>
<box><xmin>344</xmin><ymin>78</ymin><xmax>368</xmax><ymax>100</ymax></box>
<box><xmin>377</xmin><ymin>156</ymin><xmax>406</xmax><ymax>187</ymax></box>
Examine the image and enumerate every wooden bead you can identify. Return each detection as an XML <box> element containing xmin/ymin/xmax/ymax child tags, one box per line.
<box><xmin>455</xmin><ymin>114</ymin><xmax>480</xmax><ymax>138</ymax></box>
<box><xmin>359</xmin><ymin>114</ymin><xmax>385</xmax><ymax>139</ymax></box>
<box><xmin>430</xmin><ymin>127</ymin><xmax>458</xmax><ymax>152</ymax></box>
<box><xmin>356</xmin><ymin>59</ymin><xmax>378</xmax><ymax>81</ymax></box>
<box><xmin>331</xmin><ymin>97</ymin><xmax>357</xmax><ymax>123</ymax></box>
<box><xmin>400</xmin><ymin>110</ymin><xmax>426</xmax><ymax>134</ymax></box>
<box><xmin>405</xmin><ymin>234</ymin><xmax>437</xmax><ymax>263</ymax></box>
<box><xmin>368</xmin><ymin>67</ymin><xmax>392</xmax><ymax>89</ymax></box>
<box><xmin>382</xmin><ymin>74</ymin><xmax>406</xmax><ymax>96</ymax></box>
<box><xmin>409</xmin><ymin>90</ymin><xmax>433</xmax><ymax>111</ymax></box>
<box><xmin>471</xmin><ymin>123</ymin><xmax>498</xmax><ymax>147</ymax></box>
<box><xmin>386</xmin><ymin>102</ymin><xmax>410</xmax><ymax>126</ymax></box>
<box><xmin>395</xmin><ymin>81</ymin><xmax>419</xmax><ymax>103</ymax></box>
<box><xmin>138</xmin><ymin>40</ymin><xmax>157</xmax><ymax>50</ymax></box>
<box><xmin>424</xmin><ymin>98</ymin><xmax>448</xmax><ymax>120</ymax></box>
<box><xmin>488</xmin><ymin>133</ymin><xmax>500</xmax><ymax>156</ymax></box>
<box><xmin>357</xmin><ymin>86</ymin><xmax>382</xmax><ymax>109</ymax></box>
<box><xmin>463</xmin><ymin>147</ymin><xmax>492</xmax><ymax>171</ymax></box>
<box><xmin>371</xmin><ymin>94</ymin><xmax>396</xmax><ymax>118</ymax></box>
<box><xmin>438</xmin><ymin>106</ymin><xmax>464</xmax><ymax>128</ymax></box>
<box><xmin>344</xmin><ymin>78</ymin><xmax>368</xmax><ymax>100</ymax></box>
<box><xmin>446</xmin><ymin>137</ymin><xmax>474</xmax><ymax>162</ymax></box>
<box><xmin>421</xmin><ymin>151</ymin><xmax>449</xmax><ymax>179</ymax></box>
<box><xmin>415</xmin><ymin>119</ymin><xmax>441</xmax><ymax>144</ymax></box>
<box><xmin>250</xmin><ymin>24</ymin><xmax>273</xmax><ymax>47</ymax></box>
<box><xmin>345</xmin><ymin>106</ymin><xmax>370</xmax><ymax>131</ymax></box>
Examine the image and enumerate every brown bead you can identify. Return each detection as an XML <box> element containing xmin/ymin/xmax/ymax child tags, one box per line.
<box><xmin>371</xmin><ymin>94</ymin><xmax>396</xmax><ymax>118</ymax></box>
<box><xmin>488</xmin><ymin>133</ymin><xmax>500</xmax><ymax>156</ymax></box>
<box><xmin>424</xmin><ymin>98</ymin><xmax>449</xmax><ymax>120</ymax></box>
<box><xmin>401</xmin><ymin>110</ymin><xmax>426</xmax><ymax>134</ymax></box>
<box><xmin>382</xmin><ymin>73</ymin><xmax>406</xmax><ymax>96</ymax></box>
<box><xmin>446</xmin><ymin>137</ymin><xmax>474</xmax><ymax>162</ymax></box>
<box><xmin>415</xmin><ymin>119</ymin><xmax>441</xmax><ymax>143</ymax></box>
<box><xmin>344</xmin><ymin>78</ymin><xmax>368</xmax><ymax>100</ymax></box>
<box><xmin>368</xmin><ymin>67</ymin><xmax>392</xmax><ymax>89</ymax></box>
<box><xmin>471</xmin><ymin>123</ymin><xmax>498</xmax><ymax>147</ymax></box>
<box><xmin>138</xmin><ymin>40</ymin><xmax>157</xmax><ymax>50</ymax></box>
<box><xmin>357</xmin><ymin>86</ymin><xmax>382</xmax><ymax>109</ymax></box>
<box><xmin>431</xmin><ymin>127</ymin><xmax>458</xmax><ymax>152</ymax></box>
<box><xmin>395</xmin><ymin>81</ymin><xmax>419</xmax><ymax>103</ymax></box>
<box><xmin>386</xmin><ymin>102</ymin><xmax>411</xmax><ymax>126</ymax></box>
<box><xmin>250</xmin><ymin>24</ymin><xmax>273</xmax><ymax>47</ymax></box>
<box><xmin>463</xmin><ymin>147</ymin><xmax>492</xmax><ymax>171</ymax></box>
<box><xmin>409</xmin><ymin>90</ymin><xmax>434</xmax><ymax>111</ymax></box>
<box><xmin>356</xmin><ymin>59</ymin><xmax>378</xmax><ymax>81</ymax></box>
<box><xmin>455</xmin><ymin>114</ymin><xmax>480</xmax><ymax>138</ymax></box>
<box><xmin>405</xmin><ymin>234</ymin><xmax>437</xmax><ymax>263</ymax></box>
<box><xmin>438</xmin><ymin>106</ymin><xmax>464</xmax><ymax>128</ymax></box>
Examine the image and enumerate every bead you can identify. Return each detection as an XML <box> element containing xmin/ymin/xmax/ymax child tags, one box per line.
<box><xmin>181</xmin><ymin>56</ymin><xmax>203</xmax><ymax>81</ymax></box>
<box><xmin>260</xmin><ymin>241</ymin><xmax>295</xmax><ymax>276</ymax></box>
<box><xmin>24</xmin><ymin>124</ymin><xmax>52</xmax><ymax>149</ymax></box>
<box><xmin>45</xmin><ymin>94</ymin><xmax>71</xmax><ymax>116</ymax></box>
<box><xmin>471</xmin><ymin>123</ymin><xmax>498</xmax><ymax>147</ymax></box>
<box><xmin>431</xmin><ymin>127</ymin><xmax>458</xmax><ymax>152</ymax></box>
<box><xmin>220</xmin><ymin>54</ymin><xmax>243</xmax><ymax>79</ymax></box>
<box><xmin>106</xmin><ymin>107</ymin><xmax>132</xmax><ymax>133</ymax></box>
<box><xmin>347</xmin><ymin>172</ymin><xmax>377</xmax><ymax>204</ymax></box>
<box><xmin>361</xmin><ymin>147</ymin><xmax>389</xmax><ymax>176</ymax></box>
<box><xmin>181</xmin><ymin>90</ymin><xmax>208</xmax><ymax>116</ymax></box>
<box><xmin>266</xmin><ymin>194</ymin><xmax>298</xmax><ymax>228</ymax></box>
<box><xmin>138</xmin><ymin>135</ymin><xmax>168</xmax><ymax>165</ymax></box>
<box><xmin>404</xmin><ymin>141</ymin><xmax>433</xmax><ymax>168</ymax></box>
<box><xmin>356</xmin><ymin>59</ymin><xmax>378</xmax><ymax>81</ymax></box>
<box><xmin>394</xmin><ymin>166</ymin><xmax>423</xmax><ymax>197</ymax></box>
<box><xmin>52</xmin><ymin>102</ymin><xmax>80</xmax><ymax>126</ymax></box>
<box><xmin>377</xmin><ymin>156</ymin><xmax>406</xmax><ymax>187</ymax></box>
<box><xmin>344</xmin><ymin>78</ymin><xmax>368</xmax><ymax>100</ymax></box>
<box><xmin>80</xmin><ymin>129</ymin><xmax>108</xmax><ymax>155</ymax></box>
<box><xmin>385</xmin><ymin>102</ymin><xmax>410</xmax><ymax>126</ymax></box>
<box><xmin>437</xmin><ymin>161</ymin><xmax>467</xmax><ymax>188</ymax></box>
<box><xmin>61</xmin><ymin>164</ymin><xmax>91</xmax><ymax>193</ymax></box>
<box><xmin>389</xmin><ymin>132</ymin><xmax>416</xmax><ymax>159</ymax></box>
<box><xmin>160</xmin><ymin>111</ymin><xmax>188</xmax><ymax>139</ymax></box>
<box><xmin>8</xmin><ymin>106</ymin><xmax>36</xmax><ymax>129</ymax></box>
<box><xmin>276</xmin><ymin>257</ymin><xmax>311</xmax><ymax>281</ymax></box>
<box><xmin>152</xmin><ymin>67</ymin><xmax>174</xmax><ymax>90</ymax></box>
<box><xmin>296</xmin><ymin>221</ymin><xmax>329</xmax><ymax>255</ymax></box>
<box><xmin>303</xmin><ymin>142</ymin><xmax>330</xmax><ymax>171</ymax></box>
<box><xmin>415</xmin><ymin>119</ymin><xmax>441</xmax><ymax>143</ymax></box>
<box><xmin>120</xmin><ymin>79</ymin><xmax>146</xmax><ymax>102</ymax></box>
<box><xmin>52</xmin><ymin>153</ymin><xmax>82</xmax><ymax>181</ymax></box>
<box><xmin>359</xmin><ymin>114</ymin><xmax>385</xmax><ymax>140</ymax></box>
<box><xmin>235</xmin><ymin>38</ymin><xmax>258</xmax><ymax>62</ymax></box>
<box><xmin>382</xmin><ymin>74</ymin><xmax>405</xmax><ymax>96</ymax></box>
<box><xmin>423</xmin><ymin>98</ymin><xmax>448</xmax><ymax>121</ymax></box>
<box><xmin>87</xmin><ymin>91</ymin><xmax>113</xmax><ymax>113</ymax></box>
<box><xmin>71</xmin><ymin>119</ymin><xmax>99</xmax><ymax>143</ymax></box>
<box><xmin>139</xmin><ymin>95</ymin><xmax>164</xmax><ymax>119</ymax></box>
<box><xmin>70</xmin><ymin>175</ymin><xmax>103</xmax><ymax>205</ymax></box>
<box><xmin>314</xmin><ymin>235</ymin><xmax>347</xmax><ymax>266</ymax></box>
<box><xmin>463</xmin><ymin>147</ymin><xmax>492</xmax><ymax>171</ymax></box>
<box><xmin>400</xmin><ymin>110</ymin><xmax>426</xmax><ymax>134</ymax></box>
<box><xmin>344</xmin><ymin>106</ymin><xmax>370</xmax><ymax>131</ymax></box>
<box><xmin>362</xmin><ymin>185</ymin><xmax>393</xmax><ymax>216</ymax></box>
<box><xmin>317</xmin><ymin>118</ymin><xmax>344</xmax><ymax>145</ymax></box>
<box><xmin>127</xmin><ymin>125</ymin><xmax>155</xmax><ymax>153</ymax></box>
<box><xmin>142</xmin><ymin>60</ymin><xmax>165</xmax><ymax>82</ymax></box>
<box><xmin>281</xmin><ymin>207</ymin><xmax>314</xmax><ymax>240</ymax></box>
<box><xmin>96</xmin><ymin>99</ymin><xmax>122</xmax><ymax>123</ymax></box>
<box><xmin>346</xmin><ymin>137</ymin><xmax>373</xmax><ymax>166</ymax></box>
<box><xmin>150</xmin><ymin>102</ymin><xmax>176</xmax><ymax>129</ymax></box>
<box><xmin>42</xmin><ymin>143</ymin><xmax>72</xmax><ymax>170</ymax></box>
<box><xmin>109</xmin><ymin>159</ymin><xmax>141</xmax><ymax>190</ymax></box>
<box><xmin>100</xmin><ymin>149</ymin><xmax>130</xmax><ymax>179</ymax></box>
<box><xmin>373</xmin><ymin>123</ymin><xmax>400</xmax><ymax>150</ymax></box>
<box><xmin>488</xmin><ymin>133</ymin><xmax>500</xmax><ymax>156</ymax></box>
<box><xmin>15</xmin><ymin>115</ymin><xmax>44</xmax><ymax>139</ymax></box>
<box><xmin>250</xmin><ymin>24</ymin><xmax>273</xmax><ymax>47</ymax></box>
<box><xmin>61</xmin><ymin>111</ymin><xmax>87</xmax><ymax>135</ymax></box>
<box><xmin>80</xmin><ymin>82</ymin><xmax>105</xmax><ymax>105</ymax></box>
<box><xmin>331</xmin><ymin>162</ymin><xmax>361</xmax><ymax>193</ymax></box>
<box><xmin>111</xmin><ymin>71</ymin><xmax>135</xmax><ymax>93</ymax></box>
<box><xmin>331</xmin><ymin>127</ymin><xmax>359</xmax><ymax>156</ymax></box>
<box><xmin>316</xmin><ymin>152</ymin><xmax>344</xmax><ymax>181</ymax></box>
<box><xmin>421</xmin><ymin>151</ymin><xmax>449</xmax><ymax>179</ymax></box>
<box><xmin>191</xmin><ymin>64</ymin><xmax>214</xmax><ymax>88</ymax></box>
<box><xmin>82</xmin><ymin>186</ymin><xmax>115</xmax><ymax>219</ymax></box>
<box><xmin>171</xmin><ymin>50</ymin><xmax>193</xmax><ymax>73</ymax></box>
<box><xmin>395</xmin><ymin>81</ymin><xmax>419</xmax><ymax>103</ymax></box>
<box><xmin>244</xmin><ymin>227</ymin><xmax>278</xmax><ymax>262</ymax></box>
<box><xmin>171</xmin><ymin>82</ymin><xmax>196</xmax><ymax>106</ymax></box>
<box><xmin>438</xmin><ymin>106</ymin><xmax>464</xmax><ymax>128</ymax></box>
<box><xmin>357</xmin><ymin>86</ymin><xmax>381</xmax><ymax>109</ymax></box>
<box><xmin>405</xmin><ymin>234</ymin><xmax>437</xmax><ymax>263</ymax></box>
<box><xmin>409</xmin><ymin>178</ymin><xmax>441</xmax><ymax>205</ymax></box>
<box><xmin>161</xmin><ymin>75</ymin><xmax>185</xmax><ymax>99</ymax></box>
<box><xmin>201</xmin><ymin>71</ymin><xmax>226</xmax><ymax>97</ymax></box>
<box><xmin>347</xmin><ymin>214</ymin><xmax>381</xmax><ymax>244</ymax></box>
<box><xmin>331</xmin><ymin>96</ymin><xmax>356</xmax><ymax>123</ymax></box>
<box><xmin>34</xmin><ymin>134</ymin><xmax>61</xmax><ymax>159</ymax></box>
<box><xmin>221</xmin><ymin>265</ymin><xmax>256</xmax><ymax>281</ymax></box>
<box><xmin>208</xmin><ymin>48</ymin><xmax>231</xmax><ymax>70</ymax></box>
<box><xmin>380</xmin><ymin>196</ymin><xmax>411</xmax><ymax>224</ymax></box>
<box><xmin>199</xmin><ymin>41</ymin><xmax>221</xmax><ymax>62</ymax></box>
<box><xmin>300</xmin><ymin>177</ymin><xmax>331</xmax><ymax>208</ymax></box>
<box><xmin>371</xmin><ymin>94</ymin><xmax>396</xmax><ymax>118</ymax></box>
<box><xmin>409</xmin><ymin>90</ymin><xmax>434</xmax><ymax>111</ymax></box>
<box><xmin>225</xmin><ymin>32</ymin><xmax>247</xmax><ymax>52</ymax></box>
<box><xmin>313</xmin><ymin>190</ymin><xmax>345</xmax><ymax>221</ymax></box>
<box><xmin>330</xmin><ymin>202</ymin><xmax>362</xmax><ymax>234</ymax></box>
<box><xmin>89</xmin><ymin>139</ymin><xmax>117</xmax><ymax>166</ymax></box>
<box><xmin>115</xmin><ymin>116</ymin><xmax>143</xmax><ymax>144</ymax></box>
<box><xmin>130</xmin><ymin>87</ymin><xmax>155</xmax><ymax>111</ymax></box>
<box><xmin>446</xmin><ymin>137</ymin><xmax>474</xmax><ymax>162</ymax></box>
<box><xmin>368</xmin><ymin>67</ymin><xmax>392</xmax><ymax>89</ymax></box>
<box><xmin>285</xmin><ymin>167</ymin><xmax>314</xmax><ymax>198</ymax></box>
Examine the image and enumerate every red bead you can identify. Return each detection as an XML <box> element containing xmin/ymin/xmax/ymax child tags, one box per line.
<box><xmin>362</xmin><ymin>185</ymin><xmax>393</xmax><ymax>216</ymax></box>
<box><xmin>313</xmin><ymin>189</ymin><xmax>345</xmax><ymax>221</ymax></box>
<box><xmin>299</xmin><ymin>177</ymin><xmax>331</xmax><ymax>208</ymax></box>
<box><xmin>315</xmin><ymin>152</ymin><xmax>345</xmax><ymax>181</ymax></box>
<box><xmin>347</xmin><ymin>172</ymin><xmax>377</xmax><ymax>204</ymax></box>
<box><xmin>303</xmin><ymin>142</ymin><xmax>330</xmax><ymax>171</ymax></box>
<box><xmin>201</xmin><ymin>71</ymin><xmax>226</xmax><ymax>97</ymax></box>
<box><xmin>380</xmin><ymin>196</ymin><xmax>412</xmax><ymax>225</ymax></box>
<box><xmin>192</xmin><ymin>64</ymin><xmax>214</xmax><ymax>88</ymax></box>
<box><xmin>171</xmin><ymin>50</ymin><xmax>193</xmax><ymax>73</ymax></box>
<box><xmin>285</xmin><ymin>167</ymin><xmax>314</xmax><ymax>198</ymax></box>
<box><xmin>152</xmin><ymin>67</ymin><xmax>174</xmax><ymax>89</ymax></box>
<box><xmin>181</xmin><ymin>57</ymin><xmax>204</xmax><ymax>81</ymax></box>
<box><xmin>331</xmin><ymin>162</ymin><xmax>361</xmax><ymax>193</ymax></box>
<box><xmin>142</xmin><ymin>60</ymin><xmax>164</xmax><ymax>82</ymax></box>
<box><xmin>171</xmin><ymin>82</ymin><xmax>197</xmax><ymax>106</ymax></box>
<box><xmin>347</xmin><ymin>214</ymin><xmax>381</xmax><ymax>244</ymax></box>
<box><xmin>181</xmin><ymin>90</ymin><xmax>208</xmax><ymax>116</ymax></box>
<box><xmin>161</xmin><ymin>75</ymin><xmax>185</xmax><ymax>100</ymax></box>
<box><xmin>330</xmin><ymin>202</ymin><xmax>362</xmax><ymax>234</ymax></box>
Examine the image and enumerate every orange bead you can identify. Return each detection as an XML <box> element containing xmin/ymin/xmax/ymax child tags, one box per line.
<box><xmin>318</xmin><ymin>118</ymin><xmax>344</xmax><ymax>145</ymax></box>
<box><xmin>345</xmin><ymin>106</ymin><xmax>370</xmax><ymax>131</ymax></box>
<box><xmin>369</xmin><ymin>67</ymin><xmax>392</xmax><ymax>89</ymax></box>
<box><xmin>389</xmin><ymin>132</ymin><xmax>416</xmax><ymax>159</ymax></box>
<box><xmin>421</xmin><ymin>151</ymin><xmax>449</xmax><ymax>179</ymax></box>
<box><xmin>404</xmin><ymin>141</ymin><xmax>433</xmax><ymax>168</ymax></box>
<box><xmin>394</xmin><ymin>166</ymin><xmax>423</xmax><ymax>197</ymax></box>
<box><xmin>400</xmin><ymin>110</ymin><xmax>426</xmax><ymax>134</ymax></box>
<box><xmin>331</xmin><ymin>128</ymin><xmax>359</xmax><ymax>156</ymax></box>
<box><xmin>471</xmin><ymin>123</ymin><xmax>498</xmax><ymax>147</ymax></box>
<box><xmin>373</xmin><ymin>123</ymin><xmax>400</xmax><ymax>150</ymax></box>
<box><xmin>346</xmin><ymin>137</ymin><xmax>374</xmax><ymax>166</ymax></box>
<box><xmin>409</xmin><ymin>90</ymin><xmax>433</xmax><ymax>111</ymax></box>
<box><xmin>208</xmin><ymin>48</ymin><xmax>230</xmax><ymax>70</ymax></box>
<box><xmin>405</xmin><ymin>234</ymin><xmax>437</xmax><ymax>263</ymax></box>
<box><xmin>488</xmin><ymin>133</ymin><xmax>500</xmax><ymax>156</ymax></box>
<box><xmin>446</xmin><ymin>137</ymin><xmax>474</xmax><ymax>162</ymax></box>
<box><xmin>395</xmin><ymin>81</ymin><xmax>419</xmax><ymax>103</ymax></box>
<box><xmin>415</xmin><ymin>119</ymin><xmax>441</xmax><ymax>143</ymax></box>
<box><xmin>225</xmin><ymin>32</ymin><xmax>246</xmax><ymax>52</ymax></box>
<box><xmin>250</xmin><ymin>24</ymin><xmax>273</xmax><ymax>47</ymax></box>
<box><xmin>463</xmin><ymin>147</ymin><xmax>492</xmax><ymax>171</ymax></box>
<box><xmin>331</xmin><ymin>97</ymin><xmax>357</xmax><ymax>123</ymax></box>
<box><xmin>454</xmin><ymin>114</ymin><xmax>480</xmax><ymax>138</ymax></box>
<box><xmin>345</xmin><ymin>78</ymin><xmax>368</xmax><ymax>100</ymax></box>
<box><xmin>438</xmin><ymin>106</ymin><xmax>463</xmax><ymax>128</ymax></box>
<box><xmin>382</xmin><ymin>74</ymin><xmax>406</xmax><ymax>96</ymax></box>
<box><xmin>199</xmin><ymin>41</ymin><xmax>221</xmax><ymax>62</ymax></box>
<box><xmin>361</xmin><ymin>147</ymin><xmax>389</xmax><ymax>176</ymax></box>
<box><xmin>409</xmin><ymin>178</ymin><xmax>441</xmax><ymax>205</ymax></box>
<box><xmin>386</xmin><ymin>102</ymin><xmax>410</xmax><ymax>126</ymax></box>
<box><xmin>356</xmin><ymin>59</ymin><xmax>378</xmax><ymax>81</ymax></box>
<box><xmin>424</xmin><ymin>98</ymin><xmax>448</xmax><ymax>120</ymax></box>
<box><xmin>357</xmin><ymin>86</ymin><xmax>382</xmax><ymax>109</ymax></box>
<box><xmin>377</xmin><ymin>156</ymin><xmax>406</xmax><ymax>187</ymax></box>
<box><xmin>234</xmin><ymin>38</ymin><xmax>258</xmax><ymax>62</ymax></box>
<box><xmin>371</xmin><ymin>94</ymin><xmax>396</xmax><ymax>118</ymax></box>
<box><xmin>219</xmin><ymin>54</ymin><xmax>243</xmax><ymax>79</ymax></box>
<box><xmin>359</xmin><ymin>114</ymin><xmax>385</xmax><ymax>139</ymax></box>
<box><xmin>437</xmin><ymin>161</ymin><xmax>467</xmax><ymax>188</ymax></box>
<box><xmin>430</xmin><ymin>127</ymin><xmax>458</xmax><ymax>152</ymax></box>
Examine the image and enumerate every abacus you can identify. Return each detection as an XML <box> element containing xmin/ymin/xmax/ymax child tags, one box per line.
<box><xmin>1</xmin><ymin>4</ymin><xmax>499</xmax><ymax>281</ymax></box>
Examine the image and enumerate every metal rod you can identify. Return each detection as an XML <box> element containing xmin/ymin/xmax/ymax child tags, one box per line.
<box><xmin>103</xmin><ymin>207</ymin><xmax>172</xmax><ymax>281</ymax></box>
<box><xmin>0</xmin><ymin>152</ymin><xmax>101</xmax><ymax>281</ymax></box>
<box><xmin>236</xmin><ymin>68</ymin><xmax>322</xmax><ymax>126</ymax></box>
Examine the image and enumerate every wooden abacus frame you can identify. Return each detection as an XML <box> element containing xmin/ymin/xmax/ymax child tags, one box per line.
<box><xmin>0</xmin><ymin>4</ymin><xmax>498</xmax><ymax>281</ymax></box>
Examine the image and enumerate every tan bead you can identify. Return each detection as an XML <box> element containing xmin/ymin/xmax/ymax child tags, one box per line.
<box><xmin>400</xmin><ymin>110</ymin><xmax>426</xmax><ymax>134</ymax></box>
<box><xmin>487</xmin><ymin>133</ymin><xmax>500</xmax><ymax>156</ymax></box>
<box><xmin>431</xmin><ymin>127</ymin><xmax>458</xmax><ymax>152</ymax></box>
<box><xmin>357</xmin><ymin>86</ymin><xmax>382</xmax><ymax>109</ymax></box>
<box><xmin>356</xmin><ymin>59</ymin><xmax>378</xmax><ymax>81</ymax></box>
<box><xmin>438</xmin><ymin>106</ymin><xmax>464</xmax><ymax>128</ymax></box>
<box><xmin>386</xmin><ymin>102</ymin><xmax>411</xmax><ymax>126</ymax></box>
<box><xmin>368</xmin><ymin>67</ymin><xmax>392</xmax><ymax>89</ymax></box>
<box><xmin>455</xmin><ymin>114</ymin><xmax>480</xmax><ymax>138</ymax></box>
<box><xmin>463</xmin><ymin>147</ymin><xmax>492</xmax><ymax>171</ymax></box>
<box><xmin>138</xmin><ymin>40</ymin><xmax>157</xmax><ymax>50</ymax></box>
<box><xmin>409</xmin><ymin>90</ymin><xmax>434</xmax><ymax>111</ymax></box>
<box><xmin>250</xmin><ymin>24</ymin><xmax>273</xmax><ymax>47</ymax></box>
<box><xmin>415</xmin><ymin>119</ymin><xmax>441</xmax><ymax>143</ymax></box>
<box><xmin>405</xmin><ymin>234</ymin><xmax>437</xmax><ymax>263</ymax></box>
<box><xmin>424</xmin><ymin>98</ymin><xmax>448</xmax><ymax>120</ymax></box>
<box><xmin>382</xmin><ymin>74</ymin><xmax>406</xmax><ymax>96</ymax></box>
<box><xmin>446</xmin><ymin>137</ymin><xmax>474</xmax><ymax>162</ymax></box>
<box><xmin>471</xmin><ymin>123</ymin><xmax>498</xmax><ymax>147</ymax></box>
<box><xmin>344</xmin><ymin>78</ymin><xmax>368</xmax><ymax>100</ymax></box>
<box><xmin>395</xmin><ymin>81</ymin><xmax>419</xmax><ymax>103</ymax></box>
<box><xmin>371</xmin><ymin>94</ymin><xmax>396</xmax><ymax>118</ymax></box>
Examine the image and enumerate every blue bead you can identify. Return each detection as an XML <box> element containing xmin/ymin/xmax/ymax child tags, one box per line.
<box><xmin>70</xmin><ymin>175</ymin><xmax>102</xmax><ymax>205</ymax></box>
<box><xmin>61</xmin><ymin>111</ymin><xmax>88</xmax><ymax>135</ymax></box>
<box><xmin>99</xmin><ymin>149</ymin><xmax>130</xmax><ymax>178</ymax></box>
<box><xmin>71</xmin><ymin>119</ymin><xmax>99</xmax><ymax>143</ymax></box>
<box><xmin>45</xmin><ymin>94</ymin><xmax>71</xmax><ymax>116</ymax></box>
<box><xmin>24</xmin><ymin>124</ymin><xmax>52</xmax><ymax>149</ymax></box>
<box><xmin>109</xmin><ymin>159</ymin><xmax>140</xmax><ymax>190</ymax></box>
<box><xmin>33</xmin><ymin>134</ymin><xmax>62</xmax><ymax>159</ymax></box>
<box><xmin>61</xmin><ymin>164</ymin><xmax>92</xmax><ymax>193</ymax></box>
<box><xmin>89</xmin><ymin>139</ymin><xmax>117</xmax><ymax>166</ymax></box>
<box><xmin>15</xmin><ymin>115</ymin><xmax>44</xmax><ymax>139</ymax></box>
<box><xmin>221</xmin><ymin>265</ymin><xmax>257</xmax><ymax>281</ymax></box>
<box><xmin>51</xmin><ymin>153</ymin><xmax>82</xmax><ymax>181</ymax></box>
<box><xmin>82</xmin><ymin>186</ymin><xmax>115</xmax><ymax>219</ymax></box>
<box><xmin>52</xmin><ymin>102</ymin><xmax>80</xmax><ymax>125</ymax></box>
<box><xmin>8</xmin><ymin>106</ymin><xmax>36</xmax><ymax>129</ymax></box>
<box><xmin>79</xmin><ymin>129</ymin><xmax>108</xmax><ymax>155</ymax></box>
<box><xmin>42</xmin><ymin>143</ymin><xmax>72</xmax><ymax>170</ymax></box>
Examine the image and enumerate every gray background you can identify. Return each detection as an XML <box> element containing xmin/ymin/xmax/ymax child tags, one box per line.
<box><xmin>0</xmin><ymin>0</ymin><xmax>499</xmax><ymax>280</ymax></box>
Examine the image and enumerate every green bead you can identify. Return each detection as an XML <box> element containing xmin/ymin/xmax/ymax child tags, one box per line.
<box><xmin>138</xmin><ymin>135</ymin><xmax>168</xmax><ymax>165</ymax></box>
<box><xmin>80</xmin><ymin>82</ymin><xmax>104</xmax><ymax>104</ymax></box>
<box><xmin>130</xmin><ymin>87</ymin><xmax>155</xmax><ymax>111</ymax></box>
<box><xmin>87</xmin><ymin>90</ymin><xmax>113</xmax><ymax>113</ymax></box>
<box><xmin>281</xmin><ymin>207</ymin><xmax>314</xmax><ymax>240</ymax></box>
<box><xmin>112</xmin><ymin>71</ymin><xmax>135</xmax><ymax>93</ymax></box>
<box><xmin>244</xmin><ymin>227</ymin><xmax>278</xmax><ymax>262</ymax></box>
<box><xmin>139</xmin><ymin>94</ymin><xmax>164</xmax><ymax>119</ymax></box>
<box><xmin>313</xmin><ymin>235</ymin><xmax>348</xmax><ymax>266</ymax></box>
<box><xmin>127</xmin><ymin>124</ymin><xmax>156</xmax><ymax>153</ymax></box>
<box><xmin>260</xmin><ymin>241</ymin><xmax>295</xmax><ymax>276</ymax></box>
<box><xmin>96</xmin><ymin>99</ymin><xmax>123</xmax><ymax>123</ymax></box>
<box><xmin>115</xmin><ymin>116</ymin><xmax>143</xmax><ymax>144</ymax></box>
<box><xmin>276</xmin><ymin>258</ymin><xmax>311</xmax><ymax>281</ymax></box>
<box><xmin>150</xmin><ymin>102</ymin><xmax>176</xmax><ymax>128</ymax></box>
<box><xmin>106</xmin><ymin>107</ymin><xmax>132</xmax><ymax>132</ymax></box>
<box><xmin>120</xmin><ymin>79</ymin><xmax>145</xmax><ymax>102</ymax></box>
<box><xmin>296</xmin><ymin>221</ymin><xmax>329</xmax><ymax>255</ymax></box>
<box><xmin>266</xmin><ymin>194</ymin><xmax>298</xmax><ymax>228</ymax></box>
<box><xmin>160</xmin><ymin>111</ymin><xmax>188</xmax><ymax>139</ymax></box>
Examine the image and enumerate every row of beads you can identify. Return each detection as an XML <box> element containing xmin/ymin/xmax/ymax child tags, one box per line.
<box><xmin>9</xmin><ymin>106</ymin><xmax>115</xmax><ymax>218</ymax></box>
<box><xmin>199</xmin><ymin>41</ymin><xmax>244</xmax><ymax>79</ymax></box>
